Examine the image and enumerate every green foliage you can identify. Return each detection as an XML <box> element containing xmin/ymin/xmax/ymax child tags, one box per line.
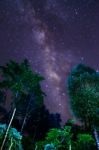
<box><xmin>66</xmin><ymin>119</ymin><xmax>75</xmax><ymax>126</ymax></box>
<box><xmin>73</xmin><ymin>133</ymin><xmax>96</xmax><ymax>150</ymax></box>
<box><xmin>0</xmin><ymin>59</ymin><xmax>45</xmax><ymax>132</ymax></box>
<box><xmin>36</xmin><ymin>126</ymin><xmax>72</xmax><ymax>150</ymax></box>
<box><xmin>68</xmin><ymin>64</ymin><xmax>99</xmax><ymax>129</ymax></box>
<box><xmin>0</xmin><ymin>59</ymin><xmax>45</xmax><ymax>107</ymax></box>
<box><xmin>0</xmin><ymin>123</ymin><xmax>23</xmax><ymax>150</ymax></box>
<box><xmin>44</xmin><ymin>143</ymin><xmax>56</xmax><ymax>150</ymax></box>
<box><xmin>35</xmin><ymin>140</ymin><xmax>45</xmax><ymax>150</ymax></box>
<box><xmin>36</xmin><ymin>125</ymin><xmax>97</xmax><ymax>150</ymax></box>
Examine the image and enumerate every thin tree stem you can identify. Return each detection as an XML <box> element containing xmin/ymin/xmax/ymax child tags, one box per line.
<box><xmin>21</xmin><ymin>92</ymin><xmax>35</xmax><ymax>133</ymax></box>
<box><xmin>20</xmin><ymin>114</ymin><xmax>27</xmax><ymax>133</ymax></box>
<box><xmin>0</xmin><ymin>91</ymin><xmax>19</xmax><ymax>150</ymax></box>
<box><xmin>35</xmin><ymin>145</ymin><xmax>37</xmax><ymax>150</ymax></box>
<box><xmin>93</xmin><ymin>127</ymin><xmax>99</xmax><ymax>150</ymax></box>
<box><xmin>8</xmin><ymin>138</ymin><xmax>13</xmax><ymax>150</ymax></box>
<box><xmin>0</xmin><ymin>108</ymin><xmax>16</xmax><ymax>150</ymax></box>
<box><xmin>69</xmin><ymin>144</ymin><xmax>71</xmax><ymax>150</ymax></box>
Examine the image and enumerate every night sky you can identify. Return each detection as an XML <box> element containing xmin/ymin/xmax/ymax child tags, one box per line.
<box><xmin>0</xmin><ymin>0</ymin><xmax>99</xmax><ymax>123</ymax></box>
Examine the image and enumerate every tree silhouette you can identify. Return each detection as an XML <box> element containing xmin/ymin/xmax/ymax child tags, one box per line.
<box><xmin>26</xmin><ymin>105</ymin><xmax>61</xmax><ymax>142</ymax></box>
<box><xmin>68</xmin><ymin>64</ymin><xmax>99</xmax><ymax>130</ymax></box>
<box><xmin>0</xmin><ymin>59</ymin><xmax>45</xmax><ymax>149</ymax></box>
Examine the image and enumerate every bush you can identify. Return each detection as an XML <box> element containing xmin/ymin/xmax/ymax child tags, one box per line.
<box><xmin>73</xmin><ymin>133</ymin><xmax>96</xmax><ymax>150</ymax></box>
<box><xmin>0</xmin><ymin>123</ymin><xmax>23</xmax><ymax>150</ymax></box>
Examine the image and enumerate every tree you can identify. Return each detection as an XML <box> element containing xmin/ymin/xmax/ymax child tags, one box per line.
<box><xmin>36</xmin><ymin>126</ymin><xmax>72</xmax><ymax>150</ymax></box>
<box><xmin>0</xmin><ymin>59</ymin><xmax>45</xmax><ymax>149</ymax></box>
<box><xmin>74</xmin><ymin>133</ymin><xmax>96</xmax><ymax>150</ymax></box>
<box><xmin>26</xmin><ymin>105</ymin><xmax>61</xmax><ymax>142</ymax></box>
<box><xmin>68</xmin><ymin>64</ymin><xmax>99</xmax><ymax>130</ymax></box>
<box><xmin>0</xmin><ymin>123</ymin><xmax>23</xmax><ymax>150</ymax></box>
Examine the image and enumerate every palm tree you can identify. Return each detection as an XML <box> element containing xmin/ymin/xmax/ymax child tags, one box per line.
<box><xmin>0</xmin><ymin>59</ymin><xmax>45</xmax><ymax>149</ymax></box>
<box><xmin>68</xmin><ymin>64</ymin><xmax>99</xmax><ymax>130</ymax></box>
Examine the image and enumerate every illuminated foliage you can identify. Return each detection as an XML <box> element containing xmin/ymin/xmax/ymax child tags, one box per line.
<box><xmin>0</xmin><ymin>123</ymin><xmax>23</xmax><ymax>150</ymax></box>
<box><xmin>68</xmin><ymin>64</ymin><xmax>99</xmax><ymax>129</ymax></box>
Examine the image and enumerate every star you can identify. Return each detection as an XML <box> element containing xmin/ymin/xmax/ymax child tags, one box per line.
<box><xmin>0</xmin><ymin>0</ymin><xmax>99</xmax><ymax>124</ymax></box>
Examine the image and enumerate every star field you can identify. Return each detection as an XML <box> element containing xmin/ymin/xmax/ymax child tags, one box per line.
<box><xmin>0</xmin><ymin>0</ymin><xmax>99</xmax><ymax>123</ymax></box>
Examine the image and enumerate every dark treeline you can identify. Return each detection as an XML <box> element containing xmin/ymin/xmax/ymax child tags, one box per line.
<box><xmin>0</xmin><ymin>60</ymin><xmax>98</xmax><ymax>150</ymax></box>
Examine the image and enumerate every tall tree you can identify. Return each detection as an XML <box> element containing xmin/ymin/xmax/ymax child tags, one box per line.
<box><xmin>68</xmin><ymin>64</ymin><xmax>99</xmax><ymax>130</ymax></box>
<box><xmin>0</xmin><ymin>59</ymin><xmax>45</xmax><ymax>149</ymax></box>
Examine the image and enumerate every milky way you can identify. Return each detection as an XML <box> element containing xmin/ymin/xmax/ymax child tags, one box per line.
<box><xmin>0</xmin><ymin>0</ymin><xmax>99</xmax><ymax>123</ymax></box>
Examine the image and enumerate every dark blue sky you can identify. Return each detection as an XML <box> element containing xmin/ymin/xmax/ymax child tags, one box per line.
<box><xmin>0</xmin><ymin>0</ymin><xmax>99</xmax><ymax>123</ymax></box>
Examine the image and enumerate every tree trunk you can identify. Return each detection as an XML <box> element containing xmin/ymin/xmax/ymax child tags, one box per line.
<box><xmin>35</xmin><ymin>145</ymin><xmax>37</xmax><ymax>150</ymax></box>
<box><xmin>93</xmin><ymin>128</ymin><xmax>99</xmax><ymax>150</ymax></box>
<box><xmin>8</xmin><ymin>138</ymin><xmax>13</xmax><ymax>150</ymax></box>
<box><xmin>0</xmin><ymin>91</ymin><xmax>19</xmax><ymax>150</ymax></box>
<box><xmin>20</xmin><ymin>92</ymin><xmax>35</xmax><ymax>133</ymax></box>
<box><xmin>20</xmin><ymin>114</ymin><xmax>27</xmax><ymax>133</ymax></box>
<box><xmin>69</xmin><ymin>144</ymin><xmax>71</xmax><ymax>150</ymax></box>
<box><xmin>0</xmin><ymin>108</ymin><xmax>16</xmax><ymax>150</ymax></box>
